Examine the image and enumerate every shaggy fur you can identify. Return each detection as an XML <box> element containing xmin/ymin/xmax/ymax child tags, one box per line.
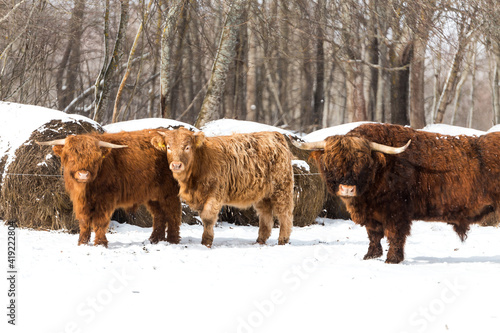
<box><xmin>310</xmin><ymin>123</ymin><xmax>500</xmax><ymax>263</ymax></box>
<box><xmin>152</xmin><ymin>128</ymin><xmax>294</xmax><ymax>247</ymax></box>
<box><xmin>47</xmin><ymin>130</ymin><xmax>181</xmax><ymax>247</ymax></box>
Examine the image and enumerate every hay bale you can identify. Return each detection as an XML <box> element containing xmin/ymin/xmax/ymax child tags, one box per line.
<box><xmin>1</xmin><ymin>118</ymin><xmax>103</xmax><ymax>232</ymax></box>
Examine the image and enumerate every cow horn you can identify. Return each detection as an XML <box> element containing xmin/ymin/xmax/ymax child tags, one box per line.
<box><xmin>157</xmin><ymin>131</ymin><xmax>168</xmax><ymax>137</ymax></box>
<box><xmin>290</xmin><ymin>139</ymin><xmax>326</xmax><ymax>151</ymax></box>
<box><xmin>98</xmin><ymin>141</ymin><xmax>128</xmax><ymax>149</ymax></box>
<box><xmin>36</xmin><ymin>139</ymin><xmax>66</xmax><ymax>146</ymax></box>
<box><xmin>369</xmin><ymin>139</ymin><xmax>411</xmax><ymax>154</ymax></box>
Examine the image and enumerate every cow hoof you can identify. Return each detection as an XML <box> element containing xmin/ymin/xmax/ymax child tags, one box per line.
<box><xmin>385</xmin><ymin>256</ymin><xmax>403</xmax><ymax>264</ymax></box>
<box><xmin>363</xmin><ymin>248</ymin><xmax>383</xmax><ymax>260</ymax></box>
<box><xmin>166</xmin><ymin>235</ymin><xmax>181</xmax><ymax>244</ymax></box>
<box><xmin>278</xmin><ymin>238</ymin><xmax>289</xmax><ymax>245</ymax></box>
<box><xmin>201</xmin><ymin>237</ymin><xmax>213</xmax><ymax>248</ymax></box>
<box><xmin>93</xmin><ymin>240</ymin><xmax>108</xmax><ymax>248</ymax></box>
<box><xmin>363</xmin><ymin>253</ymin><xmax>382</xmax><ymax>260</ymax></box>
<box><xmin>149</xmin><ymin>236</ymin><xmax>167</xmax><ymax>244</ymax></box>
<box><xmin>256</xmin><ymin>237</ymin><xmax>267</xmax><ymax>245</ymax></box>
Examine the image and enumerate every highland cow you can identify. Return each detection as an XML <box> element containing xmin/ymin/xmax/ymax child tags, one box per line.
<box><xmin>293</xmin><ymin>123</ymin><xmax>500</xmax><ymax>263</ymax></box>
<box><xmin>151</xmin><ymin>128</ymin><xmax>294</xmax><ymax>247</ymax></box>
<box><xmin>38</xmin><ymin>130</ymin><xmax>181</xmax><ymax>247</ymax></box>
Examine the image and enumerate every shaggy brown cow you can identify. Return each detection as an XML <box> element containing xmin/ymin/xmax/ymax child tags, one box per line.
<box><xmin>151</xmin><ymin>128</ymin><xmax>294</xmax><ymax>247</ymax></box>
<box><xmin>293</xmin><ymin>123</ymin><xmax>500</xmax><ymax>263</ymax></box>
<box><xmin>38</xmin><ymin>130</ymin><xmax>181</xmax><ymax>247</ymax></box>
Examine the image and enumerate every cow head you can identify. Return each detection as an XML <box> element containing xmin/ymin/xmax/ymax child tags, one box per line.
<box><xmin>292</xmin><ymin>136</ymin><xmax>410</xmax><ymax>198</ymax></box>
<box><xmin>151</xmin><ymin>128</ymin><xmax>203</xmax><ymax>179</ymax></box>
<box><xmin>37</xmin><ymin>135</ymin><xmax>127</xmax><ymax>183</ymax></box>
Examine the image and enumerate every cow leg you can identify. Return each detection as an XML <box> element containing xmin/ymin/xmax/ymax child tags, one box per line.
<box><xmin>154</xmin><ymin>195</ymin><xmax>182</xmax><ymax>244</ymax></box>
<box><xmin>270</xmin><ymin>183</ymin><xmax>293</xmax><ymax>245</ymax></box>
<box><xmin>77</xmin><ymin>219</ymin><xmax>92</xmax><ymax>246</ymax></box>
<box><xmin>363</xmin><ymin>222</ymin><xmax>384</xmax><ymax>260</ymax></box>
<box><xmin>165</xmin><ymin>196</ymin><xmax>182</xmax><ymax>244</ymax></box>
<box><xmin>200</xmin><ymin>198</ymin><xmax>222</xmax><ymax>247</ymax></box>
<box><xmin>147</xmin><ymin>201</ymin><xmax>167</xmax><ymax>244</ymax></box>
<box><xmin>93</xmin><ymin>213</ymin><xmax>112</xmax><ymax>248</ymax></box>
<box><xmin>385</xmin><ymin>221</ymin><xmax>411</xmax><ymax>264</ymax></box>
<box><xmin>254</xmin><ymin>199</ymin><xmax>274</xmax><ymax>245</ymax></box>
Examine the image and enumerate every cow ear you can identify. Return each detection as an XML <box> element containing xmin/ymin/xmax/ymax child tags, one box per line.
<box><xmin>52</xmin><ymin>145</ymin><xmax>64</xmax><ymax>157</ymax></box>
<box><xmin>151</xmin><ymin>136</ymin><xmax>167</xmax><ymax>151</ymax></box>
<box><xmin>100</xmin><ymin>147</ymin><xmax>113</xmax><ymax>158</ymax></box>
<box><xmin>373</xmin><ymin>152</ymin><xmax>387</xmax><ymax>167</ymax></box>
<box><xmin>193</xmin><ymin>132</ymin><xmax>205</xmax><ymax>148</ymax></box>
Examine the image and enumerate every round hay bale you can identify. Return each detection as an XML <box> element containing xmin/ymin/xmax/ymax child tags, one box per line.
<box><xmin>1</xmin><ymin>118</ymin><xmax>103</xmax><ymax>232</ymax></box>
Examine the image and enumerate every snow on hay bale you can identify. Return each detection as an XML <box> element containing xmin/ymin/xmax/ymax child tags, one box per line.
<box><xmin>0</xmin><ymin>102</ymin><xmax>103</xmax><ymax>231</ymax></box>
<box><xmin>203</xmin><ymin>119</ymin><xmax>326</xmax><ymax>227</ymax></box>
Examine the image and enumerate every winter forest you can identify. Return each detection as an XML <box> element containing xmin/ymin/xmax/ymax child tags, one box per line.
<box><xmin>1</xmin><ymin>0</ymin><xmax>499</xmax><ymax>132</ymax></box>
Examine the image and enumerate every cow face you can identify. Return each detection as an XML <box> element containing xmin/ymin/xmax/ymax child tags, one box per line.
<box><xmin>51</xmin><ymin>136</ymin><xmax>113</xmax><ymax>183</ymax></box>
<box><xmin>313</xmin><ymin>136</ymin><xmax>385</xmax><ymax>198</ymax></box>
<box><xmin>152</xmin><ymin>128</ymin><xmax>203</xmax><ymax>177</ymax></box>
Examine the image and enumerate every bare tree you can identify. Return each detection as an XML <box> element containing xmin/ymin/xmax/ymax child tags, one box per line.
<box><xmin>195</xmin><ymin>0</ymin><xmax>247</xmax><ymax>128</ymax></box>
<box><xmin>93</xmin><ymin>0</ymin><xmax>130</xmax><ymax>123</ymax></box>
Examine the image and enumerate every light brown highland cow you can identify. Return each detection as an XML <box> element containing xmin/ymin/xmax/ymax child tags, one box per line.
<box><xmin>152</xmin><ymin>128</ymin><xmax>294</xmax><ymax>247</ymax></box>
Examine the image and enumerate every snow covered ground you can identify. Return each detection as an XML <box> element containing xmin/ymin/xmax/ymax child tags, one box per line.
<box><xmin>1</xmin><ymin>219</ymin><xmax>500</xmax><ymax>333</ymax></box>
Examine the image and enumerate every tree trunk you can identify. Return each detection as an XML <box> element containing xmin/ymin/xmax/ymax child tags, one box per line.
<box><xmin>312</xmin><ymin>0</ymin><xmax>326</xmax><ymax>130</ymax></box>
<box><xmin>113</xmin><ymin>0</ymin><xmax>152</xmax><ymax>123</ymax></box>
<box><xmin>160</xmin><ymin>0</ymin><xmax>188</xmax><ymax>119</ymax></box>
<box><xmin>245</xmin><ymin>17</ymin><xmax>257</xmax><ymax>122</ymax></box>
<box><xmin>195</xmin><ymin>0</ymin><xmax>247</xmax><ymax>128</ymax></box>
<box><xmin>93</xmin><ymin>0</ymin><xmax>129</xmax><ymax>123</ymax></box>
<box><xmin>390</xmin><ymin>42</ymin><xmax>412</xmax><ymax>125</ymax></box>
<box><xmin>468</xmin><ymin>43</ymin><xmax>477</xmax><ymax>128</ymax></box>
<box><xmin>56</xmin><ymin>0</ymin><xmax>85</xmax><ymax>111</ymax></box>
<box><xmin>492</xmin><ymin>42</ymin><xmax>500</xmax><ymax>124</ymax></box>
<box><xmin>409</xmin><ymin>37</ymin><xmax>428</xmax><ymax>129</ymax></box>
<box><xmin>434</xmin><ymin>28</ymin><xmax>472</xmax><ymax>124</ymax></box>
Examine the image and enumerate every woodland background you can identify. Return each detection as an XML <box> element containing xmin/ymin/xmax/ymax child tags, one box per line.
<box><xmin>1</xmin><ymin>0</ymin><xmax>499</xmax><ymax>132</ymax></box>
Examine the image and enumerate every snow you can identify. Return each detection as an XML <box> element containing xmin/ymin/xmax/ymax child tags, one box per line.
<box><xmin>1</xmin><ymin>220</ymin><xmax>500</xmax><ymax>332</ymax></box>
<box><xmin>292</xmin><ymin>160</ymin><xmax>310</xmax><ymax>172</ymax></box>
<box><xmin>104</xmin><ymin>118</ymin><xmax>197</xmax><ymax>133</ymax></box>
<box><xmin>2</xmin><ymin>104</ymin><xmax>500</xmax><ymax>332</ymax></box>
<box><xmin>201</xmin><ymin>119</ymin><xmax>295</xmax><ymax>137</ymax></box>
<box><xmin>422</xmin><ymin>124</ymin><xmax>485</xmax><ymax>136</ymax></box>
<box><xmin>303</xmin><ymin>121</ymin><xmax>375</xmax><ymax>142</ymax></box>
<box><xmin>487</xmin><ymin>124</ymin><xmax>500</xmax><ymax>133</ymax></box>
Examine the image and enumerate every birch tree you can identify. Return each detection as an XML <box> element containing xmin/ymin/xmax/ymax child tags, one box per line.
<box><xmin>195</xmin><ymin>0</ymin><xmax>247</xmax><ymax>128</ymax></box>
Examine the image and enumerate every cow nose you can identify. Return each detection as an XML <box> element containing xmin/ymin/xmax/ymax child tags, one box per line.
<box><xmin>338</xmin><ymin>184</ymin><xmax>357</xmax><ymax>197</ymax></box>
<box><xmin>76</xmin><ymin>170</ymin><xmax>90</xmax><ymax>181</ymax></box>
<box><xmin>170</xmin><ymin>162</ymin><xmax>184</xmax><ymax>172</ymax></box>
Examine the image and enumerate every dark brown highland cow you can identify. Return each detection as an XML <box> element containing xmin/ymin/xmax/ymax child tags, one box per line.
<box><xmin>38</xmin><ymin>130</ymin><xmax>181</xmax><ymax>247</ymax></box>
<box><xmin>293</xmin><ymin>123</ymin><xmax>500</xmax><ymax>263</ymax></box>
<box><xmin>151</xmin><ymin>128</ymin><xmax>294</xmax><ymax>247</ymax></box>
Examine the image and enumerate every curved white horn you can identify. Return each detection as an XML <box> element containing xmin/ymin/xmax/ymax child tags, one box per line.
<box><xmin>369</xmin><ymin>139</ymin><xmax>411</xmax><ymax>155</ymax></box>
<box><xmin>98</xmin><ymin>141</ymin><xmax>128</xmax><ymax>149</ymax></box>
<box><xmin>157</xmin><ymin>131</ymin><xmax>168</xmax><ymax>137</ymax></box>
<box><xmin>36</xmin><ymin>139</ymin><xmax>66</xmax><ymax>146</ymax></box>
<box><xmin>290</xmin><ymin>139</ymin><xmax>326</xmax><ymax>151</ymax></box>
